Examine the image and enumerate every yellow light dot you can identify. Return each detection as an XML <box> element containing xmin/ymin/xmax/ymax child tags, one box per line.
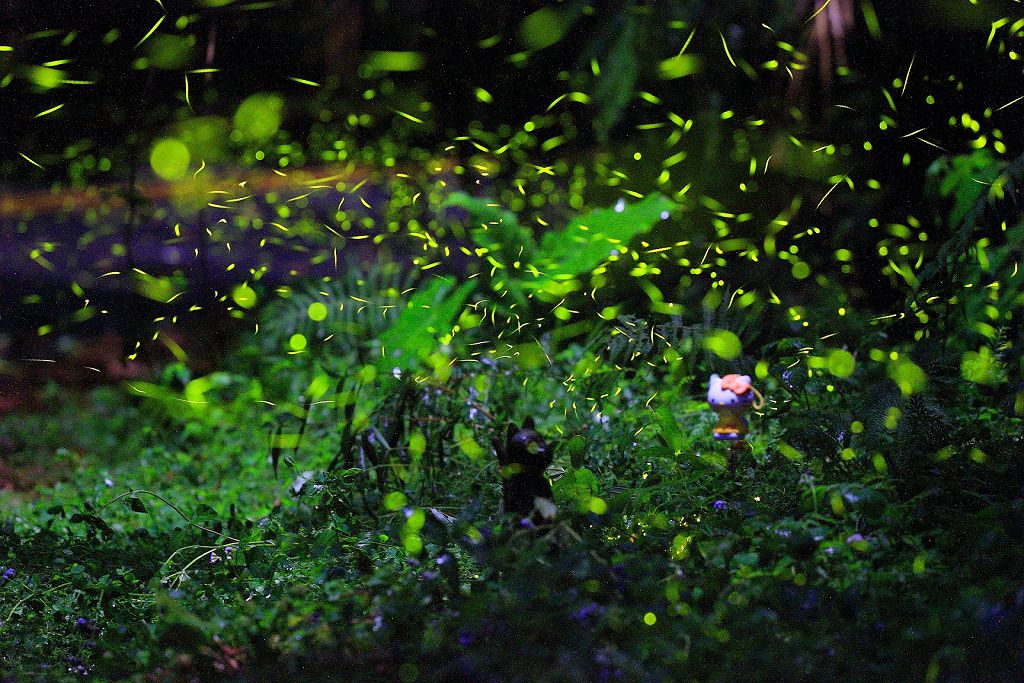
<box><xmin>308</xmin><ymin>301</ymin><xmax>328</xmax><ymax>321</ymax></box>
<box><xmin>643</xmin><ymin>612</ymin><xmax>657</xmax><ymax>626</ymax></box>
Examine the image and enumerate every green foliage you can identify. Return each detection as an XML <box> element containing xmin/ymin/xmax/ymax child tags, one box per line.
<box><xmin>442</xmin><ymin>192</ymin><xmax>537</xmax><ymax>266</ymax></box>
<box><xmin>928</xmin><ymin>149</ymin><xmax>1002</xmax><ymax>227</ymax></box>
<box><xmin>255</xmin><ymin>260</ymin><xmax>407</xmax><ymax>365</ymax></box>
<box><xmin>377</xmin><ymin>277</ymin><xmax>475</xmax><ymax>372</ymax></box>
<box><xmin>3</xmin><ymin>315</ymin><xmax>1024</xmax><ymax>681</ymax></box>
<box><xmin>5</xmin><ymin>2</ymin><xmax>1024</xmax><ymax>680</ymax></box>
<box><xmin>534</xmin><ymin>193</ymin><xmax>674</xmax><ymax>282</ymax></box>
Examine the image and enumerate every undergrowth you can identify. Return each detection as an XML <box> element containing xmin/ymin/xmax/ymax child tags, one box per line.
<box><xmin>1</xmin><ymin>292</ymin><xmax>1022</xmax><ymax>681</ymax></box>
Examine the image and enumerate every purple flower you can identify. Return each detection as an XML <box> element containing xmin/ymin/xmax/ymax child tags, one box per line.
<box><xmin>713</xmin><ymin>500</ymin><xmax>727</xmax><ymax>511</ymax></box>
<box><xmin>458</xmin><ymin>632</ymin><xmax>474</xmax><ymax>647</ymax></box>
<box><xmin>573</xmin><ymin>602</ymin><xmax>602</xmax><ymax>623</ymax></box>
<box><xmin>75</xmin><ymin>617</ymin><xmax>89</xmax><ymax>629</ymax></box>
<box><xmin>2</xmin><ymin>568</ymin><xmax>14</xmax><ymax>580</ymax></box>
<box><xmin>519</xmin><ymin>517</ymin><xmax>535</xmax><ymax>529</ymax></box>
<box><xmin>846</xmin><ymin>533</ymin><xmax>869</xmax><ymax>549</ymax></box>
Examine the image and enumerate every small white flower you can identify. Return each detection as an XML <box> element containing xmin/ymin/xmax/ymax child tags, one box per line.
<box><xmin>614</xmin><ymin>198</ymin><xmax>626</xmax><ymax>213</ymax></box>
<box><xmin>392</xmin><ymin>367</ymin><xmax>402</xmax><ymax>378</ymax></box>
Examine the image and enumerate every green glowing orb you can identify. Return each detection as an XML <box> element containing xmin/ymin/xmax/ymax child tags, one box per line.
<box><xmin>307</xmin><ymin>301</ymin><xmax>328</xmax><ymax>321</ymax></box>
<box><xmin>149</xmin><ymin>138</ymin><xmax>190</xmax><ymax>180</ymax></box>
<box><xmin>231</xmin><ymin>284</ymin><xmax>257</xmax><ymax>309</ymax></box>
<box><xmin>234</xmin><ymin>92</ymin><xmax>284</xmax><ymax>141</ymax></box>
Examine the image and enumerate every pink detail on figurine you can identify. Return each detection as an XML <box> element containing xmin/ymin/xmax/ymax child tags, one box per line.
<box><xmin>708</xmin><ymin>373</ymin><xmax>764</xmax><ymax>442</ymax></box>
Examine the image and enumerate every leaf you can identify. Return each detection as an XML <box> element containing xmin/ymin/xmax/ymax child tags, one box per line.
<box><xmin>126</xmin><ymin>496</ymin><xmax>148</xmax><ymax>513</ymax></box>
<box><xmin>377</xmin><ymin>278</ymin><xmax>475</xmax><ymax>372</ymax></box>
<box><xmin>194</xmin><ymin>503</ymin><xmax>220</xmax><ymax>522</ymax></box>
<box><xmin>638</xmin><ymin>445</ymin><xmax>675</xmax><ymax>461</ymax></box>
<box><xmin>697</xmin><ymin>451</ymin><xmax>729</xmax><ymax>471</ymax></box>
<box><xmin>564</xmin><ymin>435</ymin><xmax>587</xmax><ymax>468</ymax></box>
<box><xmin>408</xmin><ymin>430</ymin><xmax>426</xmax><ymax>459</ymax></box>
<box><xmin>654</xmin><ymin>407</ymin><xmax>685</xmax><ymax>453</ymax></box>
<box><xmin>69</xmin><ymin>513</ymin><xmax>113</xmax><ymax>535</ymax></box>
<box><xmin>552</xmin><ymin>466</ymin><xmax>599</xmax><ymax>503</ymax></box>
<box><xmin>454</xmin><ymin>422</ymin><xmax>485</xmax><ymax>460</ymax></box>
<box><xmin>732</xmin><ymin>551</ymin><xmax>759</xmax><ymax>567</ymax></box>
<box><xmin>533</xmin><ymin>193</ymin><xmax>674</xmax><ymax>284</ymax></box>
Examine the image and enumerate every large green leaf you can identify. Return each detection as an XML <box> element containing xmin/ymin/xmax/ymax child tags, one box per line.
<box><xmin>534</xmin><ymin>192</ymin><xmax>674</xmax><ymax>281</ymax></box>
<box><xmin>377</xmin><ymin>278</ymin><xmax>475</xmax><ymax>372</ymax></box>
<box><xmin>552</xmin><ymin>466</ymin><xmax>599</xmax><ymax>504</ymax></box>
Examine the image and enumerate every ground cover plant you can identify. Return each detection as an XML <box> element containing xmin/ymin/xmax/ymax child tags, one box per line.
<box><xmin>2</xmin><ymin>1</ymin><xmax>1024</xmax><ymax>681</ymax></box>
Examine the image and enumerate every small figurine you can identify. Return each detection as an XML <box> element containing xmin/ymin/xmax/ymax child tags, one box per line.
<box><xmin>707</xmin><ymin>373</ymin><xmax>763</xmax><ymax>443</ymax></box>
<box><xmin>493</xmin><ymin>418</ymin><xmax>554</xmax><ymax>519</ymax></box>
